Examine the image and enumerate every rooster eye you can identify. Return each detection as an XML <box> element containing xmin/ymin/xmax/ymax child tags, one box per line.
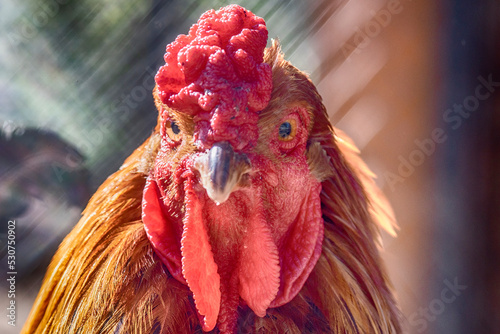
<box><xmin>166</xmin><ymin>119</ymin><xmax>182</xmax><ymax>142</ymax></box>
<box><xmin>171</xmin><ymin>120</ymin><xmax>180</xmax><ymax>134</ymax></box>
<box><xmin>278</xmin><ymin>119</ymin><xmax>297</xmax><ymax>141</ymax></box>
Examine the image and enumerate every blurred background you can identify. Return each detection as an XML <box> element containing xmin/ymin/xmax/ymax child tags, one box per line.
<box><xmin>0</xmin><ymin>0</ymin><xmax>498</xmax><ymax>333</ymax></box>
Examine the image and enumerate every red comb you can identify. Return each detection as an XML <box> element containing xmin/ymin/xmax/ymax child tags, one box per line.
<box><xmin>155</xmin><ymin>5</ymin><xmax>272</xmax><ymax>149</ymax></box>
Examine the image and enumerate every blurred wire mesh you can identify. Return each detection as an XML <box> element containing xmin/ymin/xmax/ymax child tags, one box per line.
<box><xmin>1</xmin><ymin>0</ymin><xmax>499</xmax><ymax>333</ymax></box>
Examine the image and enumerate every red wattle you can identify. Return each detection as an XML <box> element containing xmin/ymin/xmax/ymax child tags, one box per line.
<box><xmin>181</xmin><ymin>179</ymin><xmax>221</xmax><ymax>332</ymax></box>
<box><xmin>238</xmin><ymin>204</ymin><xmax>280</xmax><ymax>316</ymax></box>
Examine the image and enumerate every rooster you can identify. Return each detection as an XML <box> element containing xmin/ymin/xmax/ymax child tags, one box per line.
<box><xmin>23</xmin><ymin>5</ymin><xmax>401</xmax><ymax>334</ymax></box>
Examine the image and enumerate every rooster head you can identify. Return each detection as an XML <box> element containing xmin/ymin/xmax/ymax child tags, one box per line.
<box><xmin>142</xmin><ymin>5</ymin><xmax>329</xmax><ymax>332</ymax></box>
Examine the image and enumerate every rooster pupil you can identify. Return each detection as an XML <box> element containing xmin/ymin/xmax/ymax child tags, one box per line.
<box><xmin>171</xmin><ymin>120</ymin><xmax>180</xmax><ymax>135</ymax></box>
<box><xmin>279</xmin><ymin>122</ymin><xmax>292</xmax><ymax>138</ymax></box>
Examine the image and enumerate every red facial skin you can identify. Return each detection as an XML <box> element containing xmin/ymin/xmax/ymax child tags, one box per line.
<box><xmin>142</xmin><ymin>5</ymin><xmax>324</xmax><ymax>333</ymax></box>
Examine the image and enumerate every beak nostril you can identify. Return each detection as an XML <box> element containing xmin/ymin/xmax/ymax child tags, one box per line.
<box><xmin>238</xmin><ymin>172</ymin><xmax>251</xmax><ymax>188</ymax></box>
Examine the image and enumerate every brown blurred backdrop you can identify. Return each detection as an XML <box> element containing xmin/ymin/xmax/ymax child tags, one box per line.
<box><xmin>312</xmin><ymin>0</ymin><xmax>499</xmax><ymax>332</ymax></box>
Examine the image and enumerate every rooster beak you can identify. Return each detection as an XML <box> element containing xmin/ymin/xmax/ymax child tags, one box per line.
<box><xmin>194</xmin><ymin>141</ymin><xmax>251</xmax><ymax>204</ymax></box>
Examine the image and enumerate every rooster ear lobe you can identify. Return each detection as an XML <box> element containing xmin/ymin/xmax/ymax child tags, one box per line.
<box><xmin>306</xmin><ymin>140</ymin><xmax>334</xmax><ymax>182</ymax></box>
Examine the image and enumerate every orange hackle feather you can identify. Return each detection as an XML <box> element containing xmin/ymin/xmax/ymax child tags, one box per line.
<box><xmin>22</xmin><ymin>41</ymin><xmax>401</xmax><ymax>333</ymax></box>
